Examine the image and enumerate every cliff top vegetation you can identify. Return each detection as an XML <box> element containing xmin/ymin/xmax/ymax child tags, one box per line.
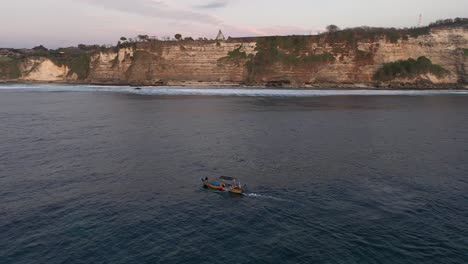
<box><xmin>0</xmin><ymin>17</ymin><xmax>465</xmax><ymax>57</ymax></box>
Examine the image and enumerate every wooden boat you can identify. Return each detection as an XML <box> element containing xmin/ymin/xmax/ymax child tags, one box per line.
<box><xmin>202</xmin><ymin>176</ymin><xmax>244</xmax><ymax>195</ymax></box>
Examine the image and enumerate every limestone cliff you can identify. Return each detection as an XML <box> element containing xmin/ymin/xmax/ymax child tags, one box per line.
<box><xmin>83</xmin><ymin>26</ymin><xmax>468</xmax><ymax>87</ymax></box>
<box><xmin>18</xmin><ymin>58</ymin><xmax>77</xmax><ymax>81</ymax></box>
<box><xmin>1</xmin><ymin>23</ymin><xmax>467</xmax><ymax>88</ymax></box>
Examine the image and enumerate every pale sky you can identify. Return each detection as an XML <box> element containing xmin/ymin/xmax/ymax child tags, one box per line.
<box><xmin>1</xmin><ymin>0</ymin><xmax>467</xmax><ymax>48</ymax></box>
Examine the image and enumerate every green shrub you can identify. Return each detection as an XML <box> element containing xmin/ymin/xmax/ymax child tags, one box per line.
<box><xmin>245</xmin><ymin>36</ymin><xmax>336</xmax><ymax>81</ymax></box>
<box><xmin>300</xmin><ymin>52</ymin><xmax>334</xmax><ymax>64</ymax></box>
<box><xmin>226</xmin><ymin>46</ymin><xmax>247</xmax><ymax>59</ymax></box>
<box><xmin>218</xmin><ymin>46</ymin><xmax>247</xmax><ymax>63</ymax></box>
<box><xmin>248</xmin><ymin>37</ymin><xmax>333</xmax><ymax>72</ymax></box>
<box><xmin>276</xmin><ymin>35</ymin><xmax>309</xmax><ymax>52</ymax></box>
<box><xmin>355</xmin><ymin>50</ymin><xmax>374</xmax><ymax>63</ymax></box>
<box><xmin>0</xmin><ymin>57</ymin><xmax>21</xmax><ymax>79</ymax></box>
<box><xmin>322</xmin><ymin>26</ymin><xmax>433</xmax><ymax>45</ymax></box>
<box><xmin>386</xmin><ymin>31</ymin><xmax>400</xmax><ymax>43</ymax></box>
<box><xmin>429</xmin><ymin>18</ymin><xmax>468</xmax><ymax>27</ymax></box>
<box><xmin>374</xmin><ymin>56</ymin><xmax>449</xmax><ymax>81</ymax></box>
<box><xmin>27</xmin><ymin>48</ymin><xmax>92</xmax><ymax>80</ymax></box>
<box><xmin>66</xmin><ymin>54</ymin><xmax>91</xmax><ymax>79</ymax></box>
<box><xmin>322</xmin><ymin>17</ymin><xmax>468</xmax><ymax>44</ymax></box>
<box><xmin>118</xmin><ymin>42</ymin><xmax>137</xmax><ymax>49</ymax></box>
<box><xmin>464</xmin><ymin>49</ymin><xmax>468</xmax><ymax>56</ymax></box>
<box><xmin>0</xmin><ymin>56</ymin><xmax>13</xmax><ymax>62</ymax></box>
<box><xmin>132</xmin><ymin>50</ymin><xmax>151</xmax><ymax>60</ymax></box>
<box><xmin>408</xmin><ymin>27</ymin><xmax>430</xmax><ymax>38</ymax></box>
<box><xmin>47</xmin><ymin>53</ymin><xmax>91</xmax><ymax>80</ymax></box>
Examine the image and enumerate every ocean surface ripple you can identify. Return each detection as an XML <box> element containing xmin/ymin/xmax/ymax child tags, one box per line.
<box><xmin>1</xmin><ymin>85</ymin><xmax>467</xmax><ymax>263</ymax></box>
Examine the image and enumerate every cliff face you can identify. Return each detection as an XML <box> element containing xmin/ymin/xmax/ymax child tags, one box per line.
<box><xmin>85</xmin><ymin>26</ymin><xmax>468</xmax><ymax>87</ymax></box>
<box><xmin>370</xmin><ymin>27</ymin><xmax>467</xmax><ymax>83</ymax></box>
<box><xmin>1</xmin><ymin>26</ymin><xmax>467</xmax><ymax>87</ymax></box>
<box><xmin>18</xmin><ymin>58</ymin><xmax>77</xmax><ymax>81</ymax></box>
<box><xmin>86</xmin><ymin>47</ymin><xmax>134</xmax><ymax>84</ymax></box>
<box><xmin>87</xmin><ymin>42</ymin><xmax>256</xmax><ymax>85</ymax></box>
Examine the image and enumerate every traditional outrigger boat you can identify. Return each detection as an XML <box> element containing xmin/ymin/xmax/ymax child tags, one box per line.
<box><xmin>201</xmin><ymin>176</ymin><xmax>244</xmax><ymax>195</ymax></box>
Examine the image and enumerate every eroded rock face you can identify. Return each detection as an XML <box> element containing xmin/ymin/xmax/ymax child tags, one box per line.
<box><xmin>4</xmin><ymin>27</ymin><xmax>468</xmax><ymax>87</ymax></box>
<box><xmin>83</xmin><ymin>42</ymin><xmax>257</xmax><ymax>85</ymax></box>
<box><xmin>87</xmin><ymin>48</ymin><xmax>134</xmax><ymax>84</ymax></box>
<box><xmin>19</xmin><ymin>58</ymin><xmax>75</xmax><ymax>81</ymax></box>
<box><xmin>126</xmin><ymin>41</ymin><xmax>256</xmax><ymax>85</ymax></box>
<box><xmin>369</xmin><ymin>27</ymin><xmax>467</xmax><ymax>83</ymax></box>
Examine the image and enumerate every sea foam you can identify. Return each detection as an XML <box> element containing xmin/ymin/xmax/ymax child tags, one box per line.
<box><xmin>1</xmin><ymin>84</ymin><xmax>468</xmax><ymax>97</ymax></box>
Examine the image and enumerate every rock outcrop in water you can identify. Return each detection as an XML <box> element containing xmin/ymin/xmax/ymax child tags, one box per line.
<box><xmin>1</xmin><ymin>20</ymin><xmax>467</xmax><ymax>88</ymax></box>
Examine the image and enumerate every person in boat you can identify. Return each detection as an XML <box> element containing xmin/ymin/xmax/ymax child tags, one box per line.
<box><xmin>202</xmin><ymin>177</ymin><xmax>208</xmax><ymax>182</ymax></box>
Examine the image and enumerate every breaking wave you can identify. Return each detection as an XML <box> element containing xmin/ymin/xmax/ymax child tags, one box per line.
<box><xmin>1</xmin><ymin>84</ymin><xmax>468</xmax><ymax>97</ymax></box>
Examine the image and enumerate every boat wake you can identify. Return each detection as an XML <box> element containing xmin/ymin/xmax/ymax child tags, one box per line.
<box><xmin>199</xmin><ymin>186</ymin><xmax>289</xmax><ymax>201</ymax></box>
<box><xmin>244</xmin><ymin>192</ymin><xmax>289</xmax><ymax>201</ymax></box>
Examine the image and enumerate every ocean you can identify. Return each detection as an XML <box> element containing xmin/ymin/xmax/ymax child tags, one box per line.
<box><xmin>1</xmin><ymin>84</ymin><xmax>467</xmax><ymax>263</ymax></box>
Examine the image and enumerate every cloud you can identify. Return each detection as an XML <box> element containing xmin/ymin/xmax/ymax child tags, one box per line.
<box><xmin>194</xmin><ymin>0</ymin><xmax>230</xmax><ymax>9</ymax></box>
<box><xmin>223</xmin><ymin>25</ymin><xmax>322</xmax><ymax>37</ymax></box>
<box><xmin>75</xmin><ymin>0</ymin><xmax>221</xmax><ymax>24</ymax></box>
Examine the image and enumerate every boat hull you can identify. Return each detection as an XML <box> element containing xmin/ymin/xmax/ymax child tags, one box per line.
<box><xmin>229</xmin><ymin>188</ymin><xmax>243</xmax><ymax>194</ymax></box>
<box><xmin>203</xmin><ymin>182</ymin><xmax>244</xmax><ymax>195</ymax></box>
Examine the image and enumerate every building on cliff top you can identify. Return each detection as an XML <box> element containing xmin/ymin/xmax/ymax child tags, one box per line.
<box><xmin>216</xmin><ymin>30</ymin><xmax>225</xmax><ymax>41</ymax></box>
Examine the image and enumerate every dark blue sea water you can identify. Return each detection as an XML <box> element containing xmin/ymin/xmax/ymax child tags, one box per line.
<box><xmin>1</xmin><ymin>85</ymin><xmax>468</xmax><ymax>264</ymax></box>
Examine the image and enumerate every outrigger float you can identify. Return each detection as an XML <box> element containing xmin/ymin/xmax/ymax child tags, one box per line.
<box><xmin>201</xmin><ymin>176</ymin><xmax>245</xmax><ymax>195</ymax></box>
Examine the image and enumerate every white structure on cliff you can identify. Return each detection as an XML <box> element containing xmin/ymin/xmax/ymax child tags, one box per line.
<box><xmin>215</xmin><ymin>30</ymin><xmax>225</xmax><ymax>41</ymax></box>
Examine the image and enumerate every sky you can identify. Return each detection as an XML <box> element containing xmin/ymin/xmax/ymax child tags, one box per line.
<box><xmin>1</xmin><ymin>0</ymin><xmax>467</xmax><ymax>48</ymax></box>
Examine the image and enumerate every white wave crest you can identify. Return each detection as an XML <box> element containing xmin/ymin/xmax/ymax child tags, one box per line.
<box><xmin>1</xmin><ymin>84</ymin><xmax>468</xmax><ymax>97</ymax></box>
<box><xmin>244</xmin><ymin>193</ymin><xmax>289</xmax><ymax>201</ymax></box>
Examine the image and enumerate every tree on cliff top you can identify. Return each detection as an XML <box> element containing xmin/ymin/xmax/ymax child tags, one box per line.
<box><xmin>33</xmin><ymin>45</ymin><xmax>48</xmax><ymax>51</ymax></box>
<box><xmin>175</xmin><ymin>34</ymin><xmax>182</xmax><ymax>40</ymax></box>
<box><xmin>137</xmin><ymin>35</ymin><xmax>149</xmax><ymax>42</ymax></box>
<box><xmin>326</xmin><ymin>25</ymin><xmax>340</xmax><ymax>33</ymax></box>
